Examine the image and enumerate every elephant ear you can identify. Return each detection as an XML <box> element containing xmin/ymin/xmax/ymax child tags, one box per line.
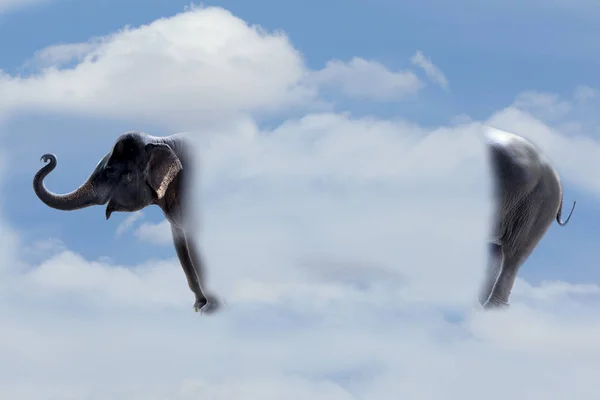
<box><xmin>144</xmin><ymin>143</ymin><xmax>183</xmax><ymax>200</ymax></box>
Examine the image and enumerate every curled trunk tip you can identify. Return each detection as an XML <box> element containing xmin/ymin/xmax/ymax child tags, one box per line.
<box><xmin>33</xmin><ymin>153</ymin><xmax>109</xmax><ymax>211</ymax></box>
<box><xmin>41</xmin><ymin>153</ymin><xmax>56</xmax><ymax>164</ymax></box>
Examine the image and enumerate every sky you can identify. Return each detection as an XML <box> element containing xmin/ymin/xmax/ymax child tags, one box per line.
<box><xmin>2</xmin><ymin>0</ymin><xmax>600</xmax><ymax>398</ymax></box>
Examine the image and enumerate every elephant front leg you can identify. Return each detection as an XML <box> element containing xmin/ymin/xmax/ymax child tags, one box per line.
<box><xmin>186</xmin><ymin>236</ymin><xmax>221</xmax><ymax>314</ymax></box>
<box><xmin>170</xmin><ymin>225</ymin><xmax>217</xmax><ymax>314</ymax></box>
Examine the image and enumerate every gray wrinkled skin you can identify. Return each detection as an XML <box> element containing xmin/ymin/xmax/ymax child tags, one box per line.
<box><xmin>33</xmin><ymin>131</ymin><xmax>219</xmax><ymax>314</ymax></box>
<box><xmin>480</xmin><ymin>127</ymin><xmax>576</xmax><ymax>310</ymax></box>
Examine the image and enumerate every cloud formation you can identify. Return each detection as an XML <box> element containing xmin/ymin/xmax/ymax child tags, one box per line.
<box><xmin>309</xmin><ymin>57</ymin><xmax>423</xmax><ymax>100</ymax></box>
<box><xmin>1</xmin><ymin>5</ymin><xmax>600</xmax><ymax>400</ymax></box>
<box><xmin>0</xmin><ymin>7</ymin><xmax>447</xmax><ymax>131</ymax></box>
<box><xmin>0</xmin><ymin>7</ymin><xmax>313</xmax><ymax>129</ymax></box>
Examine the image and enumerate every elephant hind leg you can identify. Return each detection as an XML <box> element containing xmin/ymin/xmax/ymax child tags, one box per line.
<box><xmin>484</xmin><ymin>233</ymin><xmax>539</xmax><ymax>309</ymax></box>
<box><xmin>483</xmin><ymin>206</ymin><xmax>555</xmax><ymax>309</ymax></box>
<box><xmin>479</xmin><ymin>242</ymin><xmax>504</xmax><ymax>306</ymax></box>
<box><xmin>483</xmin><ymin>251</ymin><xmax>524</xmax><ymax>309</ymax></box>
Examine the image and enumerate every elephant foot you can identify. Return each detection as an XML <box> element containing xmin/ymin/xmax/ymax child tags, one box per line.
<box><xmin>483</xmin><ymin>296</ymin><xmax>510</xmax><ymax>311</ymax></box>
<box><xmin>193</xmin><ymin>295</ymin><xmax>222</xmax><ymax>315</ymax></box>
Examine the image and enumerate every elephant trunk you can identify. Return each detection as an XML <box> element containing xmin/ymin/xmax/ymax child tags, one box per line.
<box><xmin>33</xmin><ymin>154</ymin><xmax>111</xmax><ymax>211</ymax></box>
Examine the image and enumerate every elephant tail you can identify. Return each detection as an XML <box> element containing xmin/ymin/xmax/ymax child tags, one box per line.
<box><xmin>556</xmin><ymin>198</ymin><xmax>576</xmax><ymax>226</ymax></box>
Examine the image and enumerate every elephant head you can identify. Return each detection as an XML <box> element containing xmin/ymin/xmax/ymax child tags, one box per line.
<box><xmin>33</xmin><ymin>131</ymin><xmax>183</xmax><ymax>221</ymax></box>
<box><xmin>479</xmin><ymin>126</ymin><xmax>576</xmax><ymax>309</ymax></box>
<box><xmin>33</xmin><ymin>131</ymin><xmax>219</xmax><ymax>314</ymax></box>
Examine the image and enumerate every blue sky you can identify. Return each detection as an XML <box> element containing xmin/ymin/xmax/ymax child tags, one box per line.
<box><xmin>3</xmin><ymin>1</ymin><xmax>600</xmax><ymax>399</ymax></box>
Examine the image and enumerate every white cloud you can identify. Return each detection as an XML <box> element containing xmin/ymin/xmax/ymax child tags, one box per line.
<box><xmin>0</xmin><ymin>6</ymin><xmax>315</xmax><ymax>129</ymax></box>
<box><xmin>0</xmin><ymin>6</ymin><xmax>444</xmax><ymax>131</ymax></box>
<box><xmin>4</xmin><ymin>94</ymin><xmax>600</xmax><ymax>398</ymax></box>
<box><xmin>135</xmin><ymin>220</ymin><xmax>171</xmax><ymax>245</ymax></box>
<box><xmin>513</xmin><ymin>90</ymin><xmax>572</xmax><ymax>120</ymax></box>
<box><xmin>0</xmin><ymin>152</ymin><xmax>21</xmax><ymax>276</ymax></box>
<box><xmin>411</xmin><ymin>50</ymin><xmax>449</xmax><ymax>90</ymax></box>
<box><xmin>31</xmin><ymin>42</ymin><xmax>99</xmax><ymax>68</ymax></box>
<box><xmin>4</xmin><ymin>6</ymin><xmax>600</xmax><ymax>400</ymax></box>
<box><xmin>309</xmin><ymin>57</ymin><xmax>423</xmax><ymax>100</ymax></box>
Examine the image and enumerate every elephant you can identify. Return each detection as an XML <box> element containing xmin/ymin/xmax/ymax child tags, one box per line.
<box><xmin>479</xmin><ymin>127</ymin><xmax>576</xmax><ymax>310</ymax></box>
<box><xmin>33</xmin><ymin>131</ymin><xmax>218</xmax><ymax>314</ymax></box>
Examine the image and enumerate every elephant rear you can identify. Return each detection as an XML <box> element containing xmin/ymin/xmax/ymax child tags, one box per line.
<box><xmin>480</xmin><ymin>127</ymin><xmax>567</xmax><ymax>308</ymax></box>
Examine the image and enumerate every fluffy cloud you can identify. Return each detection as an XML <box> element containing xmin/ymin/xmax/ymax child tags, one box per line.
<box><xmin>308</xmin><ymin>57</ymin><xmax>423</xmax><ymax>100</ymax></box>
<box><xmin>5</xmin><ymin>110</ymin><xmax>600</xmax><ymax>399</ymax></box>
<box><xmin>0</xmin><ymin>6</ymin><xmax>433</xmax><ymax>131</ymax></box>
<box><xmin>0</xmin><ymin>7</ymin><xmax>314</xmax><ymax>129</ymax></box>
<box><xmin>3</xmin><ymin>5</ymin><xmax>600</xmax><ymax>400</ymax></box>
<box><xmin>135</xmin><ymin>219</ymin><xmax>170</xmax><ymax>245</ymax></box>
<box><xmin>512</xmin><ymin>90</ymin><xmax>572</xmax><ymax>120</ymax></box>
<box><xmin>31</xmin><ymin>42</ymin><xmax>98</xmax><ymax>67</ymax></box>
